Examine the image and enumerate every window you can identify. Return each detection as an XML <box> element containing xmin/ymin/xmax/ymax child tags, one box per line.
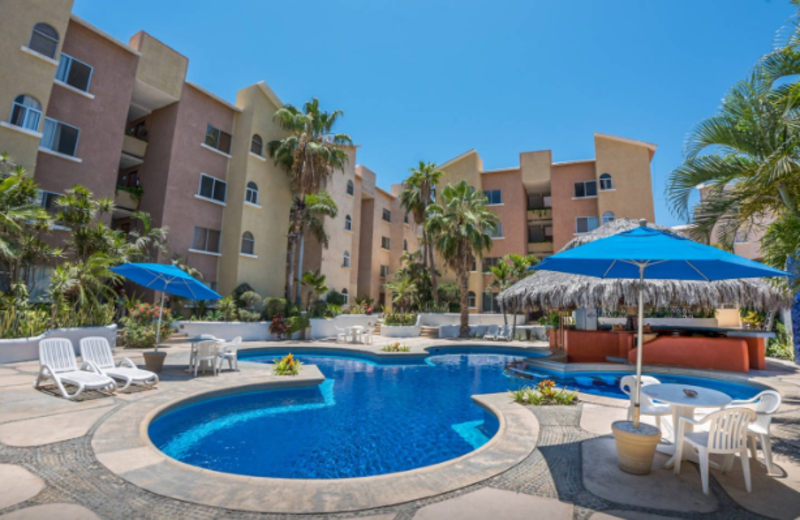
<box><xmin>198</xmin><ymin>173</ymin><xmax>227</xmax><ymax>203</ymax></box>
<box><xmin>9</xmin><ymin>95</ymin><xmax>42</xmax><ymax>132</ymax></box>
<box><xmin>55</xmin><ymin>53</ymin><xmax>92</xmax><ymax>92</ymax></box>
<box><xmin>192</xmin><ymin>226</ymin><xmax>221</xmax><ymax>253</ymax></box>
<box><xmin>485</xmin><ymin>190</ymin><xmax>502</xmax><ymax>205</ymax></box>
<box><xmin>482</xmin><ymin>292</ymin><xmax>501</xmax><ymax>313</ymax></box>
<box><xmin>574</xmin><ymin>180</ymin><xmax>598</xmax><ymax>198</ymax></box>
<box><xmin>343</xmin><ymin>251</ymin><xmax>351</xmax><ymax>268</ymax></box>
<box><xmin>403</xmin><ymin>239</ymin><xmax>408</xmax><ymax>251</ymax></box>
<box><xmin>29</xmin><ymin>23</ymin><xmax>59</xmax><ymax>59</ymax></box>
<box><xmin>379</xmin><ymin>292</ymin><xmax>386</xmax><ymax>307</ymax></box>
<box><xmin>381</xmin><ymin>236</ymin><xmax>391</xmax><ymax>250</ymax></box>
<box><xmin>344</xmin><ymin>215</ymin><xmax>352</xmax><ymax>231</ymax></box>
<box><xmin>487</xmin><ymin>223</ymin><xmax>503</xmax><ymax>238</ymax></box>
<box><xmin>404</xmin><ymin>213</ymin><xmax>409</xmax><ymax>224</ymax></box>
<box><xmin>600</xmin><ymin>173</ymin><xmax>613</xmax><ymax>191</ymax></box>
<box><xmin>250</xmin><ymin>134</ymin><xmax>263</xmax><ymax>156</ymax></box>
<box><xmin>380</xmin><ymin>265</ymin><xmax>390</xmax><ymax>278</ymax></box>
<box><xmin>468</xmin><ymin>291</ymin><xmax>477</xmax><ymax>308</ymax></box>
<box><xmin>602</xmin><ymin>211</ymin><xmax>615</xmax><ymax>224</ymax></box>
<box><xmin>241</xmin><ymin>231</ymin><xmax>255</xmax><ymax>255</ymax></box>
<box><xmin>39</xmin><ymin>190</ymin><xmax>61</xmax><ymax>215</ymax></box>
<box><xmin>482</xmin><ymin>257</ymin><xmax>500</xmax><ymax>272</ymax></box>
<box><xmin>576</xmin><ymin>216</ymin><xmax>600</xmax><ymax>234</ymax></box>
<box><xmin>245</xmin><ymin>181</ymin><xmax>258</xmax><ymax>205</ymax></box>
<box><xmin>204</xmin><ymin>124</ymin><xmax>232</xmax><ymax>154</ymax></box>
<box><xmin>118</xmin><ymin>170</ymin><xmax>139</xmax><ymax>188</ymax></box>
<box><xmin>346</xmin><ymin>180</ymin><xmax>354</xmax><ymax>196</ymax></box>
<box><xmin>382</xmin><ymin>209</ymin><xmax>391</xmax><ymax>222</ymax></box>
<box><xmin>41</xmin><ymin>118</ymin><xmax>80</xmax><ymax>156</ymax></box>
<box><xmin>342</xmin><ymin>289</ymin><xmax>349</xmax><ymax>305</ymax></box>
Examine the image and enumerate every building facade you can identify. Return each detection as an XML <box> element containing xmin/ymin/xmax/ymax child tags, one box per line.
<box><xmin>436</xmin><ymin>133</ymin><xmax>657</xmax><ymax>313</ymax></box>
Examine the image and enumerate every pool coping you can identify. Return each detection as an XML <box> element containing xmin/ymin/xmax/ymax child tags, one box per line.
<box><xmin>91</xmin><ymin>362</ymin><xmax>540</xmax><ymax>514</ymax></box>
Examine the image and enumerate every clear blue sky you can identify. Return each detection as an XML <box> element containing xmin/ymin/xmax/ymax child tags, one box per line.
<box><xmin>74</xmin><ymin>0</ymin><xmax>795</xmax><ymax>227</ymax></box>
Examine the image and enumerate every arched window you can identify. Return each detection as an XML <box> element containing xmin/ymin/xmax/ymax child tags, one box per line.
<box><xmin>602</xmin><ymin>211</ymin><xmax>615</xmax><ymax>224</ymax></box>
<box><xmin>343</xmin><ymin>251</ymin><xmax>351</xmax><ymax>268</ymax></box>
<box><xmin>468</xmin><ymin>291</ymin><xmax>477</xmax><ymax>308</ymax></box>
<box><xmin>342</xmin><ymin>288</ymin><xmax>349</xmax><ymax>305</ymax></box>
<box><xmin>10</xmin><ymin>95</ymin><xmax>42</xmax><ymax>131</ymax></box>
<box><xmin>29</xmin><ymin>23</ymin><xmax>59</xmax><ymax>59</ymax></box>
<box><xmin>403</xmin><ymin>239</ymin><xmax>408</xmax><ymax>251</ymax></box>
<box><xmin>599</xmin><ymin>173</ymin><xmax>613</xmax><ymax>191</ymax></box>
<box><xmin>344</xmin><ymin>214</ymin><xmax>352</xmax><ymax>231</ymax></box>
<box><xmin>241</xmin><ymin>231</ymin><xmax>255</xmax><ymax>255</ymax></box>
<box><xmin>245</xmin><ymin>181</ymin><xmax>259</xmax><ymax>205</ymax></box>
<box><xmin>346</xmin><ymin>180</ymin><xmax>354</xmax><ymax>196</ymax></box>
<box><xmin>250</xmin><ymin>134</ymin><xmax>263</xmax><ymax>156</ymax></box>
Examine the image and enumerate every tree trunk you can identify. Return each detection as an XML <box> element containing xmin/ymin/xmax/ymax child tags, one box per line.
<box><xmin>512</xmin><ymin>300</ymin><xmax>518</xmax><ymax>339</ymax></box>
<box><xmin>421</xmin><ymin>228</ymin><xmax>429</xmax><ymax>270</ymax></box>
<box><xmin>286</xmin><ymin>206</ymin><xmax>305</xmax><ymax>302</ymax></box>
<box><xmin>428</xmin><ymin>232</ymin><xmax>439</xmax><ymax>305</ymax></box>
<box><xmin>295</xmin><ymin>230</ymin><xmax>305</xmax><ymax>307</ymax></box>
<box><xmin>458</xmin><ymin>268</ymin><xmax>470</xmax><ymax>337</ymax></box>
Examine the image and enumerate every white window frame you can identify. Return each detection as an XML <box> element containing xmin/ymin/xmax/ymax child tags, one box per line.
<box><xmin>381</xmin><ymin>236</ymin><xmax>391</xmax><ymax>250</ymax></box>
<box><xmin>382</xmin><ymin>208</ymin><xmax>391</xmax><ymax>223</ymax></box>
<box><xmin>346</xmin><ymin>180</ymin><xmax>354</xmax><ymax>196</ymax></box>
<box><xmin>41</xmin><ymin>117</ymin><xmax>80</xmax><ymax>157</ymax></box>
<box><xmin>599</xmin><ymin>173</ymin><xmax>614</xmax><ymax>191</ymax></box>
<box><xmin>55</xmin><ymin>53</ymin><xmax>93</xmax><ymax>93</ymax></box>
<box><xmin>468</xmin><ymin>291</ymin><xmax>477</xmax><ymax>309</ymax></box>
<box><xmin>241</xmin><ymin>231</ymin><xmax>255</xmax><ymax>255</ymax></box>
<box><xmin>192</xmin><ymin>226</ymin><xmax>222</xmax><ymax>254</ymax></box>
<box><xmin>488</xmin><ymin>222</ymin><xmax>504</xmax><ymax>239</ymax></box>
<box><xmin>250</xmin><ymin>134</ymin><xmax>263</xmax><ymax>156</ymax></box>
<box><xmin>485</xmin><ymin>189</ymin><xmax>503</xmax><ymax>205</ymax></box>
<box><xmin>197</xmin><ymin>173</ymin><xmax>227</xmax><ymax>204</ymax></box>
<box><xmin>245</xmin><ymin>182</ymin><xmax>258</xmax><ymax>205</ymax></box>
<box><xmin>10</xmin><ymin>95</ymin><xmax>42</xmax><ymax>132</ymax></box>
<box><xmin>29</xmin><ymin>23</ymin><xmax>59</xmax><ymax>59</ymax></box>
<box><xmin>380</xmin><ymin>265</ymin><xmax>390</xmax><ymax>278</ymax></box>
<box><xmin>204</xmin><ymin>124</ymin><xmax>232</xmax><ymax>154</ymax></box>
<box><xmin>342</xmin><ymin>289</ymin><xmax>349</xmax><ymax>305</ymax></box>
<box><xmin>573</xmin><ymin>180</ymin><xmax>598</xmax><ymax>199</ymax></box>
<box><xmin>602</xmin><ymin>211</ymin><xmax>615</xmax><ymax>224</ymax></box>
<box><xmin>403</xmin><ymin>239</ymin><xmax>408</xmax><ymax>251</ymax></box>
<box><xmin>344</xmin><ymin>215</ymin><xmax>352</xmax><ymax>231</ymax></box>
<box><xmin>575</xmin><ymin>216</ymin><xmax>600</xmax><ymax>234</ymax></box>
<box><xmin>343</xmin><ymin>251</ymin><xmax>351</xmax><ymax>268</ymax></box>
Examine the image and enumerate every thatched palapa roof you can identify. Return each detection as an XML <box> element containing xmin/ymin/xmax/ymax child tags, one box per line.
<box><xmin>498</xmin><ymin>219</ymin><xmax>791</xmax><ymax>312</ymax></box>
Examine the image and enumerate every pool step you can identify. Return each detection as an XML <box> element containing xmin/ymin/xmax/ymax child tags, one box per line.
<box><xmin>420</xmin><ymin>326</ymin><xmax>439</xmax><ymax>338</ymax></box>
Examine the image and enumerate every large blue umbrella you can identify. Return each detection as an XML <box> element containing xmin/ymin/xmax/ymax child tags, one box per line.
<box><xmin>111</xmin><ymin>263</ymin><xmax>221</xmax><ymax>348</ymax></box>
<box><xmin>533</xmin><ymin>220</ymin><xmax>788</xmax><ymax>428</ymax></box>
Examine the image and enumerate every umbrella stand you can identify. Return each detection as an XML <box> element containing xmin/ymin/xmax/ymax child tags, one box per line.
<box><xmin>154</xmin><ymin>291</ymin><xmax>166</xmax><ymax>352</ymax></box>
<box><xmin>633</xmin><ymin>264</ymin><xmax>645</xmax><ymax>429</ymax></box>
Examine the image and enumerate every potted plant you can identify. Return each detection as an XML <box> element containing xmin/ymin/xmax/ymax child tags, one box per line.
<box><xmin>611</xmin><ymin>419</ymin><xmax>661</xmax><ymax>475</ymax></box>
<box><xmin>121</xmin><ymin>303</ymin><xmax>172</xmax><ymax>372</ymax></box>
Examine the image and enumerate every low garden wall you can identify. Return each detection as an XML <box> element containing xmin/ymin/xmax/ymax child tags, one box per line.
<box><xmin>419</xmin><ymin>313</ymin><xmax>527</xmax><ymax>327</ymax></box>
<box><xmin>381</xmin><ymin>315</ymin><xmax>422</xmax><ymax>338</ymax></box>
<box><xmin>309</xmin><ymin>315</ymin><xmax>379</xmax><ymax>339</ymax></box>
<box><xmin>173</xmin><ymin>321</ymin><xmax>303</xmax><ymax>341</ymax></box>
<box><xmin>438</xmin><ymin>324</ymin><xmax>546</xmax><ymax>339</ymax></box>
<box><xmin>0</xmin><ymin>324</ymin><xmax>117</xmax><ymax>364</ymax></box>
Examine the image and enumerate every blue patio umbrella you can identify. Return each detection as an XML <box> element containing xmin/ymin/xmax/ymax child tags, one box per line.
<box><xmin>111</xmin><ymin>263</ymin><xmax>221</xmax><ymax>348</ymax></box>
<box><xmin>533</xmin><ymin>220</ymin><xmax>788</xmax><ymax>428</ymax></box>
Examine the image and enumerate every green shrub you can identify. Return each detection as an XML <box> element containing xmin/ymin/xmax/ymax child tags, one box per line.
<box><xmin>288</xmin><ymin>315</ymin><xmax>310</xmax><ymax>334</ymax></box>
<box><xmin>326</xmin><ymin>290</ymin><xmax>346</xmax><ymax>306</ymax></box>
<box><xmin>381</xmin><ymin>342</ymin><xmax>411</xmax><ymax>352</ymax></box>
<box><xmin>508</xmin><ymin>379</ymin><xmax>578</xmax><ymax>406</ymax></box>
<box><xmin>264</xmin><ymin>297</ymin><xmax>289</xmax><ymax>320</ymax></box>
<box><xmin>768</xmin><ymin>321</ymin><xmax>794</xmax><ymax>360</ymax></box>
<box><xmin>232</xmin><ymin>283</ymin><xmax>255</xmax><ymax>305</ymax></box>
<box><xmin>384</xmin><ymin>312</ymin><xmax>417</xmax><ymax>326</ymax></box>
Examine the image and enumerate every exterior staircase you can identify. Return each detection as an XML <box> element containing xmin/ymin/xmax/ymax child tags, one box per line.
<box><xmin>373</xmin><ymin>322</ymin><xmax>382</xmax><ymax>335</ymax></box>
<box><xmin>420</xmin><ymin>326</ymin><xmax>439</xmax><ymax>339</ymax></box>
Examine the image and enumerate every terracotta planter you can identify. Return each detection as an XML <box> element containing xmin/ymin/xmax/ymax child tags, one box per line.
<box><xmin>143</xmin><ymin>351</ymin><xmax>167</xmax><ymax>373</ymax></box>
<box><xmin>611</xmin><ymin>420</ymin><xmax>661</xmax><ymax>475</ymax></box>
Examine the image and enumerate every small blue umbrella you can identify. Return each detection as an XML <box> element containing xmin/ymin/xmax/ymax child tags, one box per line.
<box><xmin>533</xmin><ymin>220</ymin><xmax>789</xmax><ymax>428</ymax></box>
<box><xmin>111</xmin><ymin>263</ymin><xmax>221</xmax><ymax>348</ymax></box>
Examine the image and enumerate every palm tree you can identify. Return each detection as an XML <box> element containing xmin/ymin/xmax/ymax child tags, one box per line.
<box><xmin>505</xmin><ymin>253</ymin><xmax>538</xmax><ymax>337</ymax></box>
<box><xmin>293</xmin><ymin>190</ymin><xmax>338</xmax><ymax>305</ymax></box>
<box><xmin>383</xmin><ymin>275</ymin><xmax>418</xmax><ymax>314</ymax></box>
<box><xmin>47</xmin><ymin>253</ymin><xmax>120</xmax><ymax>328</ymax></box>
<box><xmin>426</xmin><ymin>181</ymin><xmax>498</xmax><ymax>337</ymax></box>
<box><xmin>486</xmin><ymin>259</ymin><xmax>513</xmax><ymax>325</ymax></box>
<box><xmin>128</xmin><ymin>211</ymin><xmax>169</xmax><ymax>262</ymax></box>
<box><xmin>399</xmin><ymin>161</ymin><xmax>444</xmax><ymax>304</ymax></box>
<box><xmin>297</xmin><ymin>268</ymin><xmax>329</xmax><ymax>311</ymax></box>
<box><xmin>268</xmin><ymin>99</ymin><xmax>352</xmax><ymax>300</ymax></box>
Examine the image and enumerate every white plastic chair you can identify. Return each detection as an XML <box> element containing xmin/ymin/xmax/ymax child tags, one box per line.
<box><xmin>483</xmin><ymin>325</ymin><xmax>499</xmax><ymax>340</ymax></box>
<box><xmin>334</xmin><ymin>326</ymin><xmax>348</xmax><ymax>343</ymax></box>
<box><xmin>496</xmin><ymin>325</ymin><xmax>512</xmax><ymax>342</ymax></box>
<box><xmin>674</xmin><ymin>407</ymin><xmax>756</xmax><ymax>495</ymax></box>
<box><xmin>79</xmin><ymin>337</ymin><xmax>158</xmax><ymax>391</ymax></box>
<box><xmin>730</xmin><ymin>390</ymin><xmax>782</xmax><ymax>474</ymax></box>
<box><xmin>193</xmin><ymin>340</ymin><xmax>221</xmax><ymax>377</ymax></box>
<box><xmin>363</xmin><ymin>327</ymin><xmax>374</xmax><ymax>345</ymax></box>
<box><xmin>34</xmin><ymin>338</ymin><xmax>117</xmax><ymax>400</ymax></box>
<box><xmin>218</xmin><ymin>336</ymin><xmax>242</xmax><ymax>371</ymax></box>
<box><xmin>619</xmin><ymin>375</ymin><xmax>673</xmax><ymax>430</ymax></box>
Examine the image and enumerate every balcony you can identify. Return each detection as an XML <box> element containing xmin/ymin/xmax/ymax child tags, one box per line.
<box><xmin>528</xmin><ymin>241</ymin><xmax>554</xmax><ymax>255</ymax></box>
<box><xmin>114</xmin><ymin>186</ymin><xmax>141</xmax><ymax>213</ymax></box>
<box><xmin>120</xmin><ymin>134</ymin><xmax>148</xmax><ymax>168</ymax></box>
<box><xmin>527</xmin><ymin>207</ymin><xmax>552</xmax><ymax>221</ymax></box>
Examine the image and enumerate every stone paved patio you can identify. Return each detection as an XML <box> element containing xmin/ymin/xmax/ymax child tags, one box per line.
<box><xmin>0</xmin><ymin>338</ymin><xmax>798</xmax><ymax>519</ymax></box>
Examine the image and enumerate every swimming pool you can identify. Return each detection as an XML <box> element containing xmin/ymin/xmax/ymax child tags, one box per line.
<box><xmin>148</xmin><ymin>348</ymin><xmax>538</xmax><ymax>479</ymax></box>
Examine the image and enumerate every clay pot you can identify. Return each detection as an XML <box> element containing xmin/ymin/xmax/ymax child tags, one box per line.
<box><xmin>611</xmin><ymin>420</ymin><xmax>661</xmax><ymax>475</ymax></box>
<box><xmin>143</xmin><ymin>351</ymin><xmax>167</xmax><ymax>373</ymax></box>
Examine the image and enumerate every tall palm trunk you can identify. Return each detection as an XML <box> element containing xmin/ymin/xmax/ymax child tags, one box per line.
<box><xmin>295</xmin><ymin>230</ymin><xmax>305</xmax><ymax>307</ymax></box>
<box><xmin>512</xmin><ymin>300</ymin><xmax>517</xmax><ymax>339</ymax></box>
<box><xmin>458</xmin><ymin>268</ymin><xmax>470</xmax><ymax>337</ymax></box>
<box><xmin>428</xmin><ymin>232</ymin><xmax>439</xmax><ymax>305</ymax></box>
<box><xmin>286</xmin><ymin>206</ymin><xmax>305</xmax><ymax>301</ymax></box>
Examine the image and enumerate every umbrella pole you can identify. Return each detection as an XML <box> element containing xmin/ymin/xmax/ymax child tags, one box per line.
<box><xmin>633</xmin><ymin>264</ymin><xmax>644</xmax><ymax>429</ymax></box>
<box><xmin>155</xmin><ymin>291</ymin><xmax>165</xmax><ymax>352</ymax></box>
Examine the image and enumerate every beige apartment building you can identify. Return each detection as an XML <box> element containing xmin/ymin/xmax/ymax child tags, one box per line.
<box><xmin>0</xmin><ymin>0</ymin><xmax>413</xmax><ymax>308</ymax></box>
<box><xmin>436</xmin><ymin>133</ymin><xmax>657</xmax><ymax>313</ymax></box>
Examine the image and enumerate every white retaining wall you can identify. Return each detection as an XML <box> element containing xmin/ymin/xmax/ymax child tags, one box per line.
<box><xmin>173</xmin><ymin>321</ymin><xmax>303</xmax><ymax>341</ymax></box>
<box><xmin>310</xmin><ymin>315</ymin><xmax>379</xmax><ymax>339</ymax></box>
<box><xmin>419</xmin><ymin>313</ymin><xmax>527</xmax><ymax>327</ymax></box>
<box><xmin>598</xmin><ymin>317</ymin><xmax>719</xmax><ymax>328</ymax></box>
<box><xmin>438</xmin><ymin>324</ymin><xmax>546</xmax><ymax>339</ymax></box>
<box><xmin>0</xmin><ymin>325</ymin><xmax>117</xmax><ymax>364</ymax></box>
<box><xmin>381</xmin><ymin>315</ymin><xmax>422</xmax><ymax>338</ymax></box>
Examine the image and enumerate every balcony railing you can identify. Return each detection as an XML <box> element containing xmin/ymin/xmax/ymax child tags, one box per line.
<box><xmin>528</xmin><ymin>241</ymin><xmax>554</xmax><ymax>255</ymax></box>
<box><xmin>527</xmin><ymin>208</ymin><xmax>552</xmax><ymax>220</ymax></box>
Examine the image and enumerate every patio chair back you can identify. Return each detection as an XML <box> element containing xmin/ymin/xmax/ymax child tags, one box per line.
<box><xmin>704</xmin><ymin>407</ymin><xmax>756</xmax><ymax>454</ymax></box>
<box><xmin>619</xmin><ymin>375</ymin><xmax>662</xmax><ymax>405</ymax></box>
<box><xmin>79</xmin><ymin>337</ymin><xmax>115</xmax><ymax>369</ymax></box>
<box><xmin>199</xmin><ymin>334</ymin><xmax>216</xmax><ymax>340</ymax></box>
<box><xmin>485</xmin><ymin>324</ymin><xmax>499</xmax><ymax>336</ymax></box>
<box><xmin>39</xmin><ymin>338</ymin><xmax>78</xmax><ymax>374</ymax></box>
<box><xmin>195</xmin><ymin>340</ymin><xmax>219</xmax><ymax>358</ymax></box>
<box><xmin>735</xmin><ymin>390</ymin><xmax>781</xmax><ymax>433</ymax></box>
<box><xmin>229</xmin><ymin>336</ymin><xmax>242</xmax><ymax>346</ymax></box>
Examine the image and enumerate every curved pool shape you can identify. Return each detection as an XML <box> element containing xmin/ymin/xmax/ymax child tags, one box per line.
<box><xmin>149</xmin><ymin>348</ymin><xmax>540</xmax><ymax>479</ymax></box>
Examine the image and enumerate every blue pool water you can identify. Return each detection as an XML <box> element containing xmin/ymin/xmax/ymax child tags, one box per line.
<box><xmin>148</xmin><ymin>348</ymin><xmax>763</xmax><ymax>479</ymax></box>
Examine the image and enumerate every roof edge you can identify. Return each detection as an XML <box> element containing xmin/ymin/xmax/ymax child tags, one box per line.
<box><xmin>70</xmin><ymin>15</ymin><xmax>141</xmax><ymax>56</ymax></box>
<box><xmin>438</xmin><ymin>149</ymin><xmax>478</xmax><ymax>170</ymax></box>
<box><xmin>594</xmin><ymin>132</ymin><xmax>657</xmax><ymax>152</ymax></box>
<box><xmin>185</xmin><ymin>82</ymin><xmax>242</xmax><ymax>113</ymax></box>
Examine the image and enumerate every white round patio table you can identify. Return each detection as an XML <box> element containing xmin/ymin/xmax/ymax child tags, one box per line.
<box><xmin>347</xmin><ymin>326</ymin><xmax>365</xmax><ymax>344</ymax></box>
<box><xmin>641</xmin><ymin>383</ymin><xmax>732</xmax><ymax>468</ymax></box>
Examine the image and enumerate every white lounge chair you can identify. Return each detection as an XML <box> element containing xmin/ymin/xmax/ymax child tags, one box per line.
<box><xmin>192</xmin><ymin>340</ymin><xmax>221</xmax><ymax>377</ymax></box>
<box><xmin>674</xmin><ymin>407</ymin><xmax>756</xmax><ymax>495</ymax></box>
<box><xmin>619</xmin><ymin>375</ymin><xmax>672</xmax><ymax>430</ymax></box>
<box><xmin>483</xmin><ymin>325</ymin><xmax>499</xmax><ymax>340</ymax></box>
<box><xmin>79</xmin><ymin>337</ymin><xmax>158</xmax><ymax>391</ymax></box>
<box><xmin>363</xmin><ymin>327</ymin><xmax>374</xmax><ymax>345</ymax></box>
<box><xmin>334</xmin><ymin>326</ymin><xmax>348</xmax><ymax>343</ymax></box>
<box><xmin>731</xmin><ymin>390</ymin><xmax>782</xmax><ymax>474</ymax></box>
<box><xmin>34</xmin><ymin>338</ymin><xmax>117</xmax><ymax>400</ymax></box>
<box><xmin>496</xmin><ymin>325</ymin><xmax>512</xmax><ymax>342</ymax></box>
<box><xmin>219</xmin><ymin>336</ymin><xmax>242</xmax><ymax>371</ymax></box>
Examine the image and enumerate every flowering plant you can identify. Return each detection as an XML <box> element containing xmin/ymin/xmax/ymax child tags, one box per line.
<box><xmin>120</xmin><ymin>302</ymin><xmax>173</xmax><ymax>348</ymax></box>
<box><xmin>273</xmin><ymin>353</ymin><xmax>301</xmax><ymax>375</ymax></box>
<box><xmin>269</xmin><ymin>314</ymin><xmax>290</xmax><ymax>339</ymax></box>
